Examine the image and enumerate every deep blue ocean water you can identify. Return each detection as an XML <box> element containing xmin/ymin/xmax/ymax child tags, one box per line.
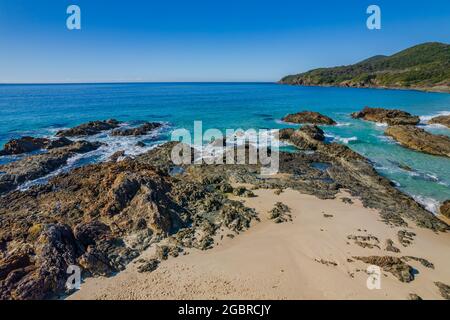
<box><xmin>0</xmin><ymin>82</ymin><xmax>449</xmax><ymax>212</ymax></box>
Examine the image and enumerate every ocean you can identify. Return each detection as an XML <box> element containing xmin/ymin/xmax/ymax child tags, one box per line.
<box><xmin>0</xmin><ymin>82</ymin><xmax>449</xmax><ymax>212</ymax></box>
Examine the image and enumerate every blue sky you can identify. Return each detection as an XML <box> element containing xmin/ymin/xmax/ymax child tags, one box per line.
<box><xmin>0</xmin><ymin>0</ymin><xmax>449</xmax><ymax>83</ymax></box>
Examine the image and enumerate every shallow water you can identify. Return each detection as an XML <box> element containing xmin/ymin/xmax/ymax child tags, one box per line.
<box><xmin>0</xmin><ymin>83</ymin><xmax>449</xmax><ymax>212</ymax></box>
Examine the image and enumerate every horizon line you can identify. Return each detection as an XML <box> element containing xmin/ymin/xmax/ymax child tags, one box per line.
<box><xmin>0</xmin><ymin>81</ymin><xmax>278</xmax><ymax>86</ymax></box>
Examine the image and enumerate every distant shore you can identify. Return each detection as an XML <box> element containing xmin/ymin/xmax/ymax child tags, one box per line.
<box><xmin>278</xmin><ymin>82</ymin><xmax>450</xmax><ymax>94</ymax></box>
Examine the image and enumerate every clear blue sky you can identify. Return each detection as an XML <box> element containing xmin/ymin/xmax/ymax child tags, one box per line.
<box><xmin>0</xmin><ymin>0</ymin><xmax>449</xmax><ymax>83</ymax></box>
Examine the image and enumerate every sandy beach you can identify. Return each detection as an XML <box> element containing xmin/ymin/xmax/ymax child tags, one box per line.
<box><xmin>69</xmin><ymin>188</ymin><xmax>450</xmax><ymax>300</ymax></box>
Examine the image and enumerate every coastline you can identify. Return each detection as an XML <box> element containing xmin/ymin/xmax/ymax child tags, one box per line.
<box><xmin>278</xmin><ymin>82</ymin><xmax>450</xmax><ymax>94</ymax></box>
<box><xmin>1</xmin><ymin>94</ymin><xmax>449</xmax><ymax>300</ymax></box>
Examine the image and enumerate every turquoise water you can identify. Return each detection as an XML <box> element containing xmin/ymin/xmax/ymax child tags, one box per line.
<box><xmin>0</xmin><ymin>83</ymin><xmax>449</xmax><ymax>211</ymax></box>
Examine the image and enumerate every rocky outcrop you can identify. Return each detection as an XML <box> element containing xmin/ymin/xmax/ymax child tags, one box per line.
<box><xmin>354</xmin><ymin>256</ymin><xmax>414</xmax><ymax>283</ymax></box>
<box><xmin>111</xmin><ymin>122</ymin><xmax>162</xmax><ymax>137</ymax></box>
<box><xmin>0</xmin><ymin>131</ymin><xmax>448</xmax><ymax>300</ymax></box>
<box><xmin>385</xmin><ymin>125</ymin><xmax>450</xmax><ymax>158</ymax></box>
<box><xmin>0</xmin><ymin>145</ymin><xmax>260</xmax><ymax>300</ymax></box>
<box><xmin>280</xmin><ymin>126</ymin><xmax>448</xmax><ymax>231</ymax></box>
<box><xmin>435</xmin><ymin>282</ymin><xmax>450</xmax><ymax>300</ymax></box>
<box><xmin>429</xmin><ymin>115</ymin><xmax>450</xmax><ymax>128</ymax></box>
<box><xmin>280</xmin><ymin>125</ymin><xmax>325</xmax><ymax>150</ymax></box>
<box><xmin>56</xmin><ymin>119</ymin><xmax>120</xmax><ymax>137</ymax></box>
<box><xmin>440</xmin><ymin>201</ymin><xmax>450</xmax><ymax>218</ymax></box>
<box><xmin>0</xmin><ymin>141</ymin><xmax>102</xmax><ymax>195</ymax></box>
<box><xmin>282</xmin><ymin>111</ymin><xmax>336</xmax><ymax>125</ymax></box>
<box><xmin>46</xmin><ymin>137</ymin><xmax>73</xmax><ymax>150</ymax></box>
<box><xmin>351</xmin><ymin>107</ymin><xmax>420</xmax><ymax>125</ymax></box>
<box><xmin>0</xmin><ymin>137</ymin><xmax>73</xmax><ymax>156</ymax></box>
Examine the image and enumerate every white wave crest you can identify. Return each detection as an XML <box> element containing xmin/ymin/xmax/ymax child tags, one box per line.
<box><xmin>420</xmin><ymin>111</ymin><xmax>450</xmax><ymax>123</ymax></box>
<box><xmin>411</xmin><ymin>195</ymin><xmax>440</xmax><ymax>214</ymax></box>
<box><xmin>325</xmin><ymin>133</ymin><xmax>358</xmax><ymax>144</ymax></box>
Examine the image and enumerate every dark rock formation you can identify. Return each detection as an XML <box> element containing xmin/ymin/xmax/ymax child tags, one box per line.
<box><xmin>351</xmin><ymin>107</ymin><xmax>420</xmax><ymax>125</ymax></box>
<box><xmin>0</xmin><ymin>137</ymin><xmax>74</xmax><ymax>156</ymax></box>
<box><xmin>402</xmin><ymin>256</ymin><xmax>434</xmax><ymax>269</ymax></box>
<box><xmin>0</xmin><ymin>133</ymin><xmax>448</xmax><ymax>300</ymax></box>
<box><xmin>280</xmin><ymin>125</ymin><xmax>325</xmax><ymax>150</ymax></box>
<box><xmin>232</xmin><ymin>186</ymin><xmax>255</xmax><ymax>198</ymax></box>
<box><xmin>280</xmin><ymin>126</ymin><xmax>447</xmax><ymax>231</ymax></box>
<box><xmin>0</xmin><ymin>145</ymin><xmax>262</xmax><ymax>299</ymax></box>
<box><xmin>429</xmin><ymin>115</ymin><xmax>450</xmax><ymax>128</ymax></box>
<box><xmin>354</xmin><ymin>256</ymin><xmax>415</xmax><ymax>283</ymax></box>
<box><xmin>385</xmin><ymin>125</ymin><xmax>450</xmax><ymax>158</ymax></box>
<box><xmin>408</xmin><ymin>293</ymin><xmax>422</xmax><ymax>300</ymax></box>
<box><xmin>440</xmin><ymin>200</ymin><xmax>450</xmax><ymax>218</ymax></box>
<box><xmin>268</xmin><ymin>202</ymin><xmax>292</xmax><ymax>223</ymax></box>
<box><xmin>435</xmin><ymin>282</ymin><xmax>450</xmax><ymax>300</ymax></box>
<box><xmin>109</xmin><ymin>151</ymin><xmax>126</xmax><ymax>162</ymax></box>
<box><xmin>282</xmin><ymin>111</ymin><xmax>336</xmax><ymax>125</ymax></box>
<box><xmin>111</xmin><ymin>122</ymin><xmax>162</xmax><ymax>137</ymax></box>
<box><xmin>46</xmin><ymin>137</ymin><xmax>73</xmax><ymax>150</ymax></box>
<box><xmin>56</xmin><ymin>119</ymin><xmax>120</xmax><ymax>137</ymax></box>
<box><xmin>384</xmin><ymin>239</ymin><xmax>400</xmax><ymax>253</ymax></box>
<box><xmin>398</xmin><ymin>230</ymin><xmax>416</xmax><ymax>247</ymax></box>
<box><xmin>0</xmin><ymin>141</ymin><xmax>102</xmax><ymax>195</ymax></box>
<box><xmin>138</xmin><ymin>259</ymin><xmax>160</xmax><ymax>273</ymax></box>
<box><xmin>0</xmin><ymin>137</ymin><xmax>50</xmax><ymax>156</ymax></box>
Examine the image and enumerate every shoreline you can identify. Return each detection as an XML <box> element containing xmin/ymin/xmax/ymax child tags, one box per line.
<box><xmin>278</xmin><ymin>83</ymin><xmax>450</xmax><ymax>94</ymax></box>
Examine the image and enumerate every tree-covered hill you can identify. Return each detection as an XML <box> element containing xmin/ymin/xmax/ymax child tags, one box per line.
<box><xmin>280</xmin><ymin>42</ymin><xmax>450</xmax><ymax>92</ymax></box>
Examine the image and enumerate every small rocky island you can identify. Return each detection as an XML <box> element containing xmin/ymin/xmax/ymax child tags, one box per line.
<box><xmin>351</xmin><ymin>107</ymin><xmax>450</xmax><ymax>159</ymax></box>
<box><xmin>351</xmin><ymin>107</ymin><xmax>420</xmax><ymax>126</ymax></box>
<box><xmin>282</xmin><ymin>111</ymin><xmax>336</xmax><ymax>125</ymax></box>
<box><xmin>385</xmin><ymin>126</ymin><xmax>450</xmax><ymax>158</ymax></box>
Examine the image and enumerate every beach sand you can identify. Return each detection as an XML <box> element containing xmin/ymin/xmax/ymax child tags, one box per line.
<box><xmin>68</xmin><ymin>188</ymin><xmax>450</xmax><ymax>300</ymax></box>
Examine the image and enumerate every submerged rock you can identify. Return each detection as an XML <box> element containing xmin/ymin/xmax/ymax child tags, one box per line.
<box><xmin>282</xmin><ymin>111</ymin><xmax>336</xmax><ymax>125</ymax></box>
<box><xmin>351</xmin><ymin>107</ymin><xmax>420</xmax><ymax>126</ymax></box>
<box><xmin>56</xmin><ymin>119</ymin><xmax>120</xmax><ymax>137</ymax></box>
<box><xmin>429</xmin><ymin>115</ymin><xmax>450</xmax><ymax>128</ymax></box>
<box><xmin>385</xmin><ymin>125</ymin><xmax>450</xmax><ymax>158</ymax></box>
<box><xmin>111</xmin><ymin>122</ymin><xmax>162</xmax><ymax>137</ymax></box>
